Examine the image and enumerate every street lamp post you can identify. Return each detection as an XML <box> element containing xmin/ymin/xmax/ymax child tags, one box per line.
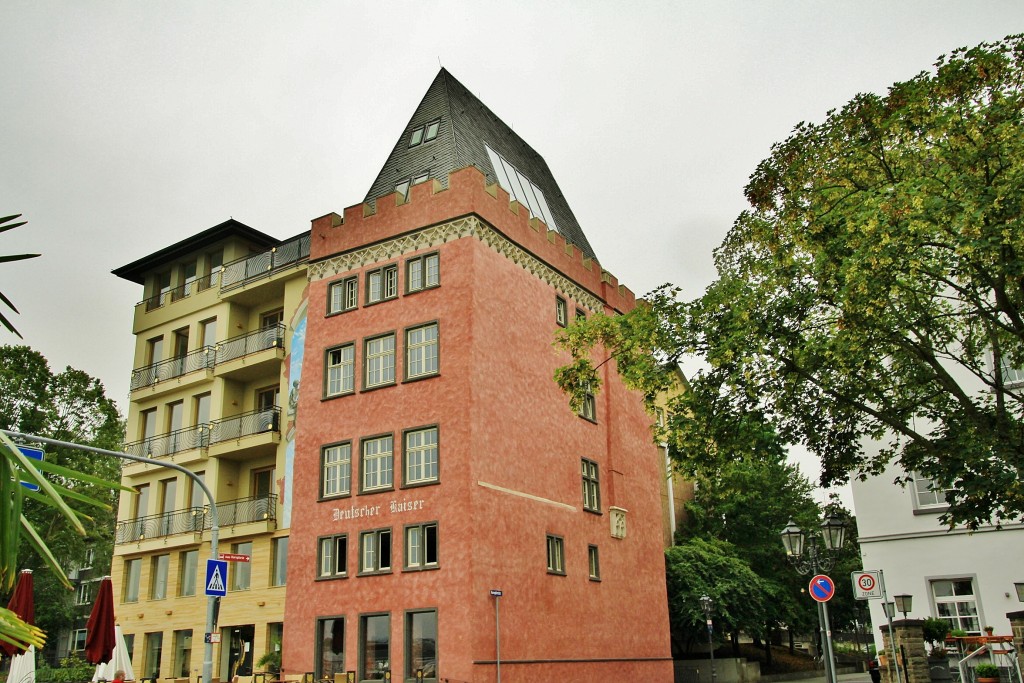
<box><xmin>700</xmin><ymin>595</ymin><xmax>717</xmax><ymax>683</ymax></box>
<box><xmin>780</xmin><ymin>515</ymin><xmax>847</xmax><ymax>683</ymax></box>
<box><xmin>3</xmin><ymin>430</ymin><xmax>221</xmax><ymax>683</ymax></box>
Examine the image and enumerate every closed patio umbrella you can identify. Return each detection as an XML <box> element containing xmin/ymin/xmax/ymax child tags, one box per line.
<box><xmin>1</xmin><ymin>569</ymin><xmax>35</xmax><ymax>657</ymax></box>
<box><xmin>85</xmin><ymin>576</ymin><xmax>116</xmax><ymax>665</ymax></box>
<box><xmin>3</xmin><ymin>569</ymin><xmax>36</xmax><ymax>683</ymax></box>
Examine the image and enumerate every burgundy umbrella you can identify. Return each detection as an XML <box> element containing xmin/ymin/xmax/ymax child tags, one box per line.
<box><xmin>1</xmin><ymin>569</ymin><xmax>35</xmax><ymax>656</ymax></box>
<box><xmin>84</xmin><ymin>576</ymin><xmax>115</xmax><ymax>665</ymax></box>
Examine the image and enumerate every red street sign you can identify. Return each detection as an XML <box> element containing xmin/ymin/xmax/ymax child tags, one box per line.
<box><xmin>219</xmin><ymin>553</ymin><xmax>251</xmax><ymax>563</ymax></box>
<box><xmin>809</xmin><ymin>574</ymin><xmax>836</xmax><ymax>602</ymax></box>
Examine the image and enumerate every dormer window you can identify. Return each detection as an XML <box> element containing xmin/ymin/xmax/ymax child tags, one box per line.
<box><xmin>408</xmin><ymin>120</ymin><xmax>441</xmax><ymax>148</ymax></box>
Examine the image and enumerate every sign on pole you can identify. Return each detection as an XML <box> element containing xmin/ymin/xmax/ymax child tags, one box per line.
<box><xmin>219</xmin><ymin>553</ymin><xmax>251</xmax><ymax>563</ymax></box>
<box><xmin>204</xmin><ymin>633</ymin><xmax>221</xmax><ymax>644</ymax></box>
<box><xmin>206</xmin><ymin>559</ymin><xmax>228</xmax><ymax>597</ymax></box>
<box><xmin>809</xmin><ymin>574</ymin><xmax>836</xmax><ymax>602</ymax></box>
<box><xmin>17</xmin><ymin>445</ymin><xmax>43</xmax><ymax>491</ymax></box>
<box><xmin>851</xmin><ymin>570</ymin><xmax>883</xmax><ymax>600</ymax></box>
<box><xmin>490</xmin><ymin>589</ymin><xmax>503</xmax><ymax>597</ymax></box>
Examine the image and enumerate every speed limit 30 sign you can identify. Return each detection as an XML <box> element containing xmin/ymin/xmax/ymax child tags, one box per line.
<box><xmin>852</xmin><ymin>570</ymin><xmax>883</xmax><ymax>600</ymax></box>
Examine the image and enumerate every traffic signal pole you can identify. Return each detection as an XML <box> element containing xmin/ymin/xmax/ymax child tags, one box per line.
<box><xmin>2</xmin><ymin>430</ymin><xmax>221</xmax><ymax>683</ymax></box>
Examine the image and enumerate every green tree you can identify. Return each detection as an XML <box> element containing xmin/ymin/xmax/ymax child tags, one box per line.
<box><xmin>0</xmin><ymin>345</ymin><xmax>125</xmax><ymax>654</ymax></box>
<box><xmin>682</xmin><ymin>453</ymin><xmax>826</xmax><ymax>659</ymax></box>
<box><xmin>556</xmin><ymin>34</ymin><xmax>1024</xmax><ymax>529</ymax></box>
<box><xmin>664</xmin><ymin>538</ymin><xmax>772</xmax><ymax>658</ymax></box>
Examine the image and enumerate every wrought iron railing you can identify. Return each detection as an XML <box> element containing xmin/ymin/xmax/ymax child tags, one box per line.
<box><xmin>130</xmin><ymin>347</ymin><xmax>215</xmax><ymax>390</ymax></box>
<box><xmin>215</xmin><ymin>324</ymin><xmax>285</xmax><ymax>365</ymax></box>
<box><xmin>123</xmin><ymin>424</ymin><xmax>210</xmax><ymax>459</ymax></box>
<box><xmin>220</xmin><ymin>233</ymin><xmax>310</xmax><ymax>291</ymax></box>
<box><xmin>206</xmin><ymin>494</ymin><xmax>277</xmax><ymax>527</ymax></box>
<box><xmin>116</xmin><ymin>507</ymin><xmax>205</xmax><ymax>544</ymax></box>
<box><xmin>143</xmin><ymin>290</ymin><xmax>171</xmax><ymax>312</ymax></box>
<box><xmin>210</xmin><ymin>407</ymin><xmax>280</xmax><ymax>444</ymax></box>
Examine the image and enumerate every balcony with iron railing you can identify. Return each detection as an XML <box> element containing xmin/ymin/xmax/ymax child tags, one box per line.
<box><xmin>115</xmin><ymin>494</ymin><xmax>277</xmax><ymax>545</ymax></box>
<box><xmin>134</xmin><ymin>232</ymin><xmax>308</xmax><ymax>314</ymax></box>
<box><xmin>130</xmin><ymin>347</ymin><xmax>215</xmax><ymax>393</ymax></box>
<box><xmin>123</xmin><ymin>424</ymin><xmax>210</xmax><ymax>468</ymax></box>
<box><xmin>209</xmin><ymin>407</ymin><xmax>280</xmax><ymax>460</ymax></box>
<box><xmin>214</xmin><ymin>324</ymin><xmax>286</xmax><ymax>381</ymax></box>
<box><xmin>220</xmin><ymin>233</ymin><xmax>310</xmax><ymax>292</ymax></box>
<box><xmin>115</xmin><ymin>507</ymin><xmax>205</xmax><ymax>544</ymax></box>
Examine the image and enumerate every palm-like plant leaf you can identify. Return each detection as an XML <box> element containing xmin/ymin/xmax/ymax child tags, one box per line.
<box><xmin>0</xmin><ymin>214</ymin><xmax>39</xmax><ymax>338</ymax></box>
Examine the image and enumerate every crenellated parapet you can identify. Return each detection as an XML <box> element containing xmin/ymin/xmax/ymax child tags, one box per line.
<box><xmin>309</xmin><ymin>166</ymin><xmax>636</xmax><ymax>314</ymax></box>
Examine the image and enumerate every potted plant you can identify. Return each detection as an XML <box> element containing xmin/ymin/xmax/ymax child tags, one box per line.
<box><xmin>257</xmin><ymin>647</ymin><xmax>282</xmax><ymax>675</ymax></box>
<box><xmin>923</xmin><ymin>618</ymin><xmax>950</xmax><ymax>658</ymax></box>
<box><xmin>984</xmin><ymin>625</ymin><xmax>995</xmax><ymax>636</ymax></box>
<box><xmin>974</xmin><ymin>663</ymin><xmax>999</xmax><ymax>683</ymax></box>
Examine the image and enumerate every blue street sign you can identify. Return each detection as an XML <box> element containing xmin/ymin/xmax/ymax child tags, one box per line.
<box><xmin>809</xmin><ymin>574</ymin><xmax>836</xmax><ymax>602</ymax></box>
<box><xmin>18</xmin><ymin>446</ymin><xmax>43</xmax><ymax>492</ymax></box>
<box><xmin>206</xmin><ymin>559</ymin><xmax>228</xmax><ymax>597</ymax></box>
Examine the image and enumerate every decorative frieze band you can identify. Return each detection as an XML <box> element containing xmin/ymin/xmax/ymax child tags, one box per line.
<box><xmin>307</xmin><ymin>215</ymin><xmax>604</xmax><ymax>311</ymax></box>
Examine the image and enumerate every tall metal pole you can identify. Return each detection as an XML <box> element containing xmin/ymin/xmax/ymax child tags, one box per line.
<box><xmin>3</xmin><ymin>430</ymin><xmax>221</xmax><ymax>683</ymax></box>
<box><xmin>821</xmin><ymin>598</ymin><xmax>838</xmax><ymax>683</ymax></box>
<box><xmin>879</xmin><ymin>572</ymin><xmax>902</xmax><ymax>683</ymax></box>
<box><xmin>490</xmin><ymin>590</ymin><xmax>502</xmax><ymax>683</ymax></box>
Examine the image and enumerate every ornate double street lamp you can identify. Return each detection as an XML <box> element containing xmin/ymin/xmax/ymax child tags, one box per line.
<box><xmin>780</xmin><ymin>515</ymin><xmax>847</xmax><ymax>683</ymax></box>
<box><xmin>700</xmin><ymin>595</ymin><xmax>717</xmax><ymax>683</ymax></box>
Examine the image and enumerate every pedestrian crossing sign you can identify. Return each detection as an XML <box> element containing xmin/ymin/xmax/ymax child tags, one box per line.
<box><xmin>206</xmin><ymin>559</ymin><xmax>228</xmax><ymax>596</ymax></box>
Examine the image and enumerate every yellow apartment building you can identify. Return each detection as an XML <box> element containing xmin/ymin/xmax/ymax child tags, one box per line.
<box><xmin>111</xmin><ymin>219</ymin><xmax>310</xmax><ymax>682</ymax></box>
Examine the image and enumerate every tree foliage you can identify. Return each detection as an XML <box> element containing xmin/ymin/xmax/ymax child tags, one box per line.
<box><xmin>556</xmin><ymin>35</ymin><xmax>1024</xmax><ymax>529</ymax></box>
<box><xmin>0</xmin><ymin>345</ymin><xmax>125</xmax><ymax>653</ymax></box>
<box><xmin>664</xmin><ymin>538</ymin><xmax>772</xmax><ymax>657</ymax></box>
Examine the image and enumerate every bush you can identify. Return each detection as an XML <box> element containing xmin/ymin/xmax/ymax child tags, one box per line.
<box><xmin>37</xmin><ymin>654</ymin><xmax>95</xmax><ymax>683</ymax></box>
<box><xmin>922</xmin><ymin>618</ymin><xmax>949</xmax><ymax>646</ymax></box>
<box><xmin>974</xmin><ymin>663</ymin><xmax>1000</xmax><ymax>678</ymax></box>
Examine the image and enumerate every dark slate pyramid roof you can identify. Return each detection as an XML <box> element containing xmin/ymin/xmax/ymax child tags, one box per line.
<box><xmin>364</xmin><ymin>68</ymin><xmax>597</xmax><ymax>261</ymax></box>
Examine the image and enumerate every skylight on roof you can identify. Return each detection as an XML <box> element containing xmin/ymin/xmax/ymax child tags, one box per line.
<box><xmin>484</xmin><ymin>144</ymin><xmax>559</xmax><ymax>234</ymax></box>
<box><xmin>409</xmin><ymin>119</ymin><xmax>441</xmax><ymax>148</ymax></box>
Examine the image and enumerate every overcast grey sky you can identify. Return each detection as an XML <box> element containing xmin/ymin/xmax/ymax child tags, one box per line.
<box><xmin>1</xmin><ymin>1</ymin><xmax>1020</xmax><ymax>498</ymax></box>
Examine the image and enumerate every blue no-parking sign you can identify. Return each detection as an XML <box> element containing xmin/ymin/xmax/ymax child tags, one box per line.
<box><xmin>206</xmin><ymin>559</ymin><xmax>228</xmax><ymax>597</ymax></box>
<box><xmin>809</xmin><ymin>574</ymin><xmax>836</xmax><ymax>602</ymax></box>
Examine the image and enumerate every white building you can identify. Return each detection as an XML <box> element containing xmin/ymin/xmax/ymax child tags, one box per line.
<box><xmin>852</xmin><ymin>451</ymin><xmax>1024</xmax><ymax>649</ymax></box>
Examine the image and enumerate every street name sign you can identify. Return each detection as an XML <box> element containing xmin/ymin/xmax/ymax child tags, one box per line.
<box><xmin>219</xmin><ymin>553</ymin><xmax>251</xmax><ymax>563</ymax></box>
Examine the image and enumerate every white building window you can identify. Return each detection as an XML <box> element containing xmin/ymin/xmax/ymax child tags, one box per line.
<box><xmin>932</xmin><ymin>579</ymin><xmax>980</xmax><ymax>634</ymax></box>
<box><xmin>364</xmin><ymin>334</ymin><xmax>396</xmax><ymax>388</ymax></box>
<box><xmin>913</xmin><ymin>473</ymin><xmax>951</xmax><ymax>509</ymax></box>
<box><xmin>362</xmin><ymin>435</ymin><xmax>394</xmax><ymax>491</ymax></box>
<box><xmin>326</xmin><ymin>345</ymin><xmax>355</xmax><ymax>397</ymax></box>
<box><xmin>405</xmin><ymin>324</ymin><xmax>438</xmax><ymax>380</ymax></box>
<box><xmin>360</xmin><ymin>528</ymin><xmax>392</xmax><ymax>574</ymax></box>
<box><xmin>322</xmin><ymin>443</ymin><xmax>352</xmax><ymax>498</ymax></box>
<box><xmin>404</xmin><ymin>427</ymin><xmax>438</xmax><ymax>485</ymax></box>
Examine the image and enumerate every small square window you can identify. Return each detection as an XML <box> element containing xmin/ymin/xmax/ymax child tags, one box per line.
<box><xmin>405</xmin><ymin>523</ymin><xmax>438</xmax><ymax>570</ymax></box>
<box><xmin>318</xmin><ymin>534</ymin><xmax>348</xmax><ymax>579</ymax></box>
<box><xmin>321</xmin><ymin>442</ymin><xmax>352</xmax><ymax>498</ymax></box>
<box><xmin>424</xmin><ymin>120</ymin><xmax>440</xmax><ymax>141</ymax></box>
<box><xmin>555</xmin><ymin>296</ymin><xmax>567</xmax><ymax>327</ymax></box>
<box><xmin>404</xmin><ymin>426</ymin><xmax>439</xmax><ymax>485</ymax></box>
<box><xmin>588</xmin><ymin>545</ymin><xmax>601</xmax><ymax>581</ymax></box>
<box><xmin>409</xmin><ymin>127</ymin><xmax>424</xmax><ymax>147</ymax></box>
<box><xmin>546</xmin><ymin>534</ymin><xmax>565</xmax><ymax>575</ymax></box>
<box><xmin>360</xmin><ymin>528</ymin><xmax>392</xmax><ymax>574</ymax></box>
<box><xmin>406</xmin><ymin>323</ymin><xmax>439</xmax><ymax>380</ymax></box>
<box><xmin>325</xmin><ymin>344</ymin><xmax>355</xmax><ymax>397</ymax></box>
<box><xmin>406</xmin><ymin>253</ymin><xmax>440</xmax><ymax>293</ymax></box>
<box><xmin>329</xmin><ymin>276</ymin><xmax>358</xmax><ymax>314</ymax></box>
<box><xmin>581</xmin><ymin>458</ymin><xmax>600</xmax><ymax>513</ymax></box>
<box><xmin>580</xmin><ymin>391</ymin><xmax>596</xmax><ymax>422</ymax></box>
<box><xmin>362</xmin><ymin>435</ymin><xmax>394</xmax><ymax>492</ymax></box>
<box><xmin>576</xmin><ymin>308</ymin><xmax>586</xmax><ymax>320</ymax></box>
<box><xmin>364</xmin><ymin>334</ymin><xmax>396</xmax><ymax>389</ymax></box>
<box><xmin>366</xmin><ymin>265</ymin><xmax>398</xmax><ymax>304</ymax></box>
